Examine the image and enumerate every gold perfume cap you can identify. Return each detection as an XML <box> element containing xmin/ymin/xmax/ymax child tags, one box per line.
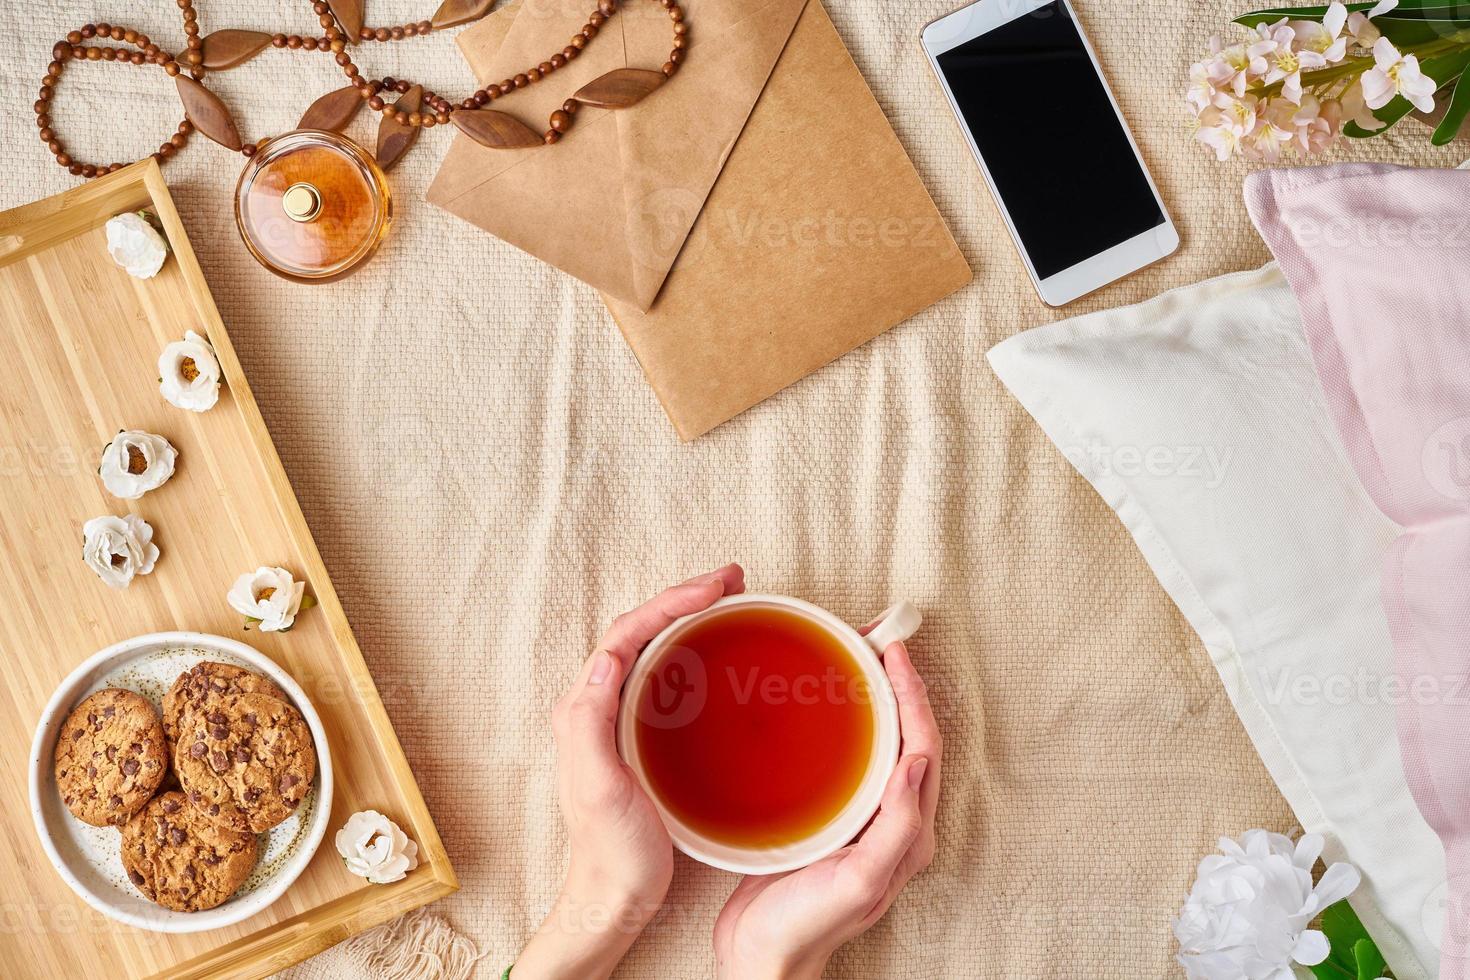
<box><xmin>282</xmin><ymin>182</ymin><xmax>322</xmax><ymax>222</ymax></box>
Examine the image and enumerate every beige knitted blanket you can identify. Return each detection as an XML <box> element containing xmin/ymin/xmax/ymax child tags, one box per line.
<box><xmin>4</xmin><ymin>1</ymin><xmax>1464</xmax><ymax>977</ymax></box>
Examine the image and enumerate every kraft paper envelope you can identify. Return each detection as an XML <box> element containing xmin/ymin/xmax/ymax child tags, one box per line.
<box><xmin>428</xmin><ymin>0</ymin><xmax>806</xmax><ymax>312</ymax></box>
<box><xmin>436</xmin><ymin>0</ymin><xmax>972</xmax><ymax>439</ymax></box>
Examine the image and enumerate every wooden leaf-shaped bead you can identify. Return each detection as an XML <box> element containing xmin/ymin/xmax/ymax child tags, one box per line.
<box><xmin>376</xmin><ymin>84</ymin><xmax>422</xmax><ymax>171</ymax></box>
<box><xmin>298</xmin><ymin>85</ymin><xmax>364</xmax><ymax>132</ymax></box>
<box><xmin>430</xmin><ymin>0</ymin><xmax>497</xmax><ymax>30</ymax></box>
<box><xmin>327</xmin><ymin>0</ymin><xmax>365</xmax><ymax>43</ymax></box>
<box><xmin>200</xmin><ymin>30</ymin><xmax>273</xmax><ymax>70</ymax></box>
<box><xmin>174</xmin><ymin>75</ymin><xmax>242</xmax><ymax>152</ymax></box>
<box><xmin>451</xmin><ymin>109</ymin><xmax>544</xmax><ymax>149</ymax></box>
<box><xmin>572</xmin><ymin>69</ymin><xmax>666</xmax><ymax>109</ymax></box>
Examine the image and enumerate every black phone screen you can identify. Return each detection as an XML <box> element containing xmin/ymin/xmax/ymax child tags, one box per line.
<box><xmin>935</xmin><ymin>1</ymin><xmax>1164</xmax><ymax>279</ymax></box>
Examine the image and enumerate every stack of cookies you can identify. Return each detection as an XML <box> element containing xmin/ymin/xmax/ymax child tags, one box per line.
<box><xmin>52</xmin><ymin>661</ymin><xmax>317</xmax><ymax>912</ymax></box>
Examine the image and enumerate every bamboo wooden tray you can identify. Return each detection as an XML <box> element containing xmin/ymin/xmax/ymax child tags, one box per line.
<box><xmin>0</xmin><ymin>161</ymin><xmax>456</xmax><ymax>978</ymax></box>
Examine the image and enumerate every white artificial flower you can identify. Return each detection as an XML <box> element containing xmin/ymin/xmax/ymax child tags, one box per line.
<box><xmin>336</xmin><ymin>810</ymin><xmax>419</xmax><ymax>884</ymax></box>
<box><xmin>1174</xmin><ymin>830</ymin><xmax>1362</xmax><ymax>980</ymax></box>
<box><xmin>1348</xmin><ymin>0</ymin><xmax>1399</xmax><ymax>48</ymax></box>
<box><xmin>1290</xmin><ymin>2</ymin><xmax>1350</xmax><ymax>63</ymax></box>
<box><xmin>82</xmin><ymin>514</ymin><xmax>160</xmax><ymax>590</ymax></box>
<box><xmin>104</xmin><ymin>212</ymin><xmax>168</xmax><ymax>279</ymax></box>
<box><xmin>158</xmin><ymin>330</ymin><xmax>221</xmax><ymax>412</ymax></box>
<box><xmin>1362</xmin><ymin>36</ymin><xmax>1438</xmax><ymax>113</ymax></box>
<box><xmin>227</xmin><ymin>566</ymin><xmax>306</xmax><ymax>632</ymax></box>
<box><xmin>98</xmin><ymin>430</ymin><xmax>176</xmax><ymax>500</ymax></box>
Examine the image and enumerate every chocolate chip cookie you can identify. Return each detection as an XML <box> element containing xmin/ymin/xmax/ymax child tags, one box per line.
<box><xmin>120</xmin><ymin>791</ymin><xmax>258</xmax><ymax>912</ymax></box>
<box><xmin>162</xmin><ymin>661</ymin><xmax>286</xmax><ymax>752</ymax></box>
<box><xmin>53</xmin><ymin>688</ymin><xmax>167</xmax><ymax>826</ymax></box>
<box><xmin>174</xmin><ymin>691</ymin><xmax>316</xmax><ymax>833</ymax></box>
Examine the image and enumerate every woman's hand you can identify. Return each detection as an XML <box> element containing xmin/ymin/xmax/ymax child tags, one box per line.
<box><xmin>511</xmin><ymin>564</ymin><xmax>746</xmax><ymax>980</ymax></box>
<box><xmin>712</xmin><ymin>639</ymin><xmax>942</xmax><ymax>980</ymax></box>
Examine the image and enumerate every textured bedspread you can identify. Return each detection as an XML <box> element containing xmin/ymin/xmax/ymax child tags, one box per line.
<box><xmin>3</xmin><ymin>1</ymin><xmax>1464</xmax><ymax>976</ymax></box>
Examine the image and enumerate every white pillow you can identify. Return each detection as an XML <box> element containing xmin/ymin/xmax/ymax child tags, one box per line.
<box><xmin>987</xmin><ymin>264</ymin><xmax>1444</xmax><ymax>980</ymax></box>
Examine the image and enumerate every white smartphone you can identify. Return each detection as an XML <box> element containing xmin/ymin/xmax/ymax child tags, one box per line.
<box><xmin>921</xmin><ymin>0</ymin><xmax>1178</xmax><ymax>306</ymax></box>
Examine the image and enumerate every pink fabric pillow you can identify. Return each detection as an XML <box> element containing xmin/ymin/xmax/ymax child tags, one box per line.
<box><xmin>1247</xmin><ymin>164</ymin><xmax>1470</xmax><ymax>980</ymax></box>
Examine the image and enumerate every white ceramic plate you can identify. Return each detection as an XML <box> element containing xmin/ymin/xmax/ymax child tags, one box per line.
<box><xmin>29</xmin><ymin>631</ymin><xmax>333</xmax><ymax>933</ymax></box>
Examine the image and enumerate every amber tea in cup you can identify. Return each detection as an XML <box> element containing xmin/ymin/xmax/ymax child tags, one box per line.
<box><xmin>632</xmin><ymin>604</ymin><xmax>880</xmax><ymax>850</ymax></box>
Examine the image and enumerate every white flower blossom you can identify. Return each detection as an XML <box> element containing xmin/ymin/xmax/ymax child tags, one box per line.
<box><xmin>227</xmin><ymin>566</ymin><xmax>307</xmax><ymax>632</ymax></box>
<box><xmin>99</xmin><ymin>430</ymin><xmax>176</xmax><ymax>500</ymax></box>
<box><xmin>105</xmin><ymin>212</ymin><xmax>168</xmax><ymax>279</ymax></box>
<box><xmin>336</xmin><ymin>810</ymin><xmax>419</xmax><ymax>884</ymax></box>
<box><xmin>82</xmin><ymin>514</ymin><xmax>159</xmax><ymax>590</ymax></box>
<box><xmin>1174</xmin><ymin>830</ymin><xmax>1362</xmax><ymax>980</ymax></box>
<box><xmin>1361</xmin><ymin>36</ymin><xmax>1438</xmax><ymax>114</ymax></box>
<box><xmin>158</xmin><ymin>330</ymin><xmax>222</xmax><ymax>412</ymax></box>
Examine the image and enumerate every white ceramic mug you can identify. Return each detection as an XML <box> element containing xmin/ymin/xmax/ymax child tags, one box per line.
<box><xmin>615</xmin><ymin>594</ymin><xmax>921</xmax><ymax>874</ymax></box>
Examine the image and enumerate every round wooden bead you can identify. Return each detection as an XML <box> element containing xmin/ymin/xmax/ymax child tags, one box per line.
<box><xmin>551</xmin><ymin>53</ymin><xmax>566</xmax><ymax>68</ymax></box>
<box><xmin>550</xmin><ymin>109</ymin><xmax>571</xmax><ymax>133</ymax></box>
<box><xmin>514</xmin><ymin>73</ymin><xmax>529</xmax><ymax>87</ymax></box>
<box><xmin>527</xmin><ymin>68</ymin><xmax>541</xmax><ymax>82</ymax></box>
<box><xmin>599</xmin><ymin>0</ymin><xmax>617</xmax><ymax>15</ymax></box>
<box><xmin>662</xmin><ymin>61</ymin><xmax>676</xmax><ymax>76</ymax></box>
<box><xmin>540</xmin><ymin>61</ymin><xmax>554</xmax><ymax>74</ymax></box>
<box><xmin>544</xmin><ymin>129</ymin><xmax>560</xmax><ymax>144</ymax></box>
<box><xmin>562</xmin><ymin>99</ymin><xmax>579</xmax><ymax>114</ymax></box>
<box><xmin>590</xmin><ymin>12</ymin><xmax>606</xmax><ymax>27</ymax></box>
<box><xmin>670</xmin><ymin>48</ymin><xmax>684</xmax><ymax>64</ymax></box>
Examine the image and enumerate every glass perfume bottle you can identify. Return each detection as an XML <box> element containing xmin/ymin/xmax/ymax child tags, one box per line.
<box><xmin>234</xmin><ymin>130</ymin><xmax>392</xmax><ymax>283</ymax></box>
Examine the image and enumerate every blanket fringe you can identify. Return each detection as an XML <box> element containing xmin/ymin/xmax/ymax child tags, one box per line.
<box><xmin>280</xmin><ymin>908</ymin><xmax>484</xmax><ymax>980</ymax></box>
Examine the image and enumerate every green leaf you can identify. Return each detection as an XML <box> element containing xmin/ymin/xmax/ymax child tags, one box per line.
<box><xmin>1307</xmin><ymin>902</ymin><xmax>1374</xmax><ymax>980</ymax></box>
<box><xmin>1345</xmin><ymin>47</ymin><xmax>1470</xmax><ymax>136</ymax></box>
<box><xmin>299</xmin><ymin>593</ymin><xmax>318</xmax><ymax>611</ymax></box>
<box><xmin>1234</xmin><ymin>1</ymin><xmax>1466</xmax><ymax>27</ymax></box>
<box><xmin>1433</xmin><ymin>66</ymin><xmax>1470</xmax><ymax>141</ymax></box>
<box><xmin>1311</xmin><ymin>960</ymin><xmax>1361</xmax><ymax>980</ymax></box>
<box><xmin>1353</xmin><ymin>937</ymin><xmax>1388</xmax><ymax>980</ymax></box>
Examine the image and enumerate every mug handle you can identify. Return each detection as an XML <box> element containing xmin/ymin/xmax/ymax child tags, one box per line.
<box><xmin>863</xmin><ymin>600</ymin><xmax>922</xmax><ymax>654</ymax></box>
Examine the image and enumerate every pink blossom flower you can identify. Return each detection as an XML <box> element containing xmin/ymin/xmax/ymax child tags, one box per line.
<box><xmin>1253</xmin><ymin>19</ymin><xmax>1330</xmax><ymax>104</ymax></box>
<box><xmin>1340</xmin><ymin>79</ymin><xmax>1387</xmax><ymax>132</ymax></box>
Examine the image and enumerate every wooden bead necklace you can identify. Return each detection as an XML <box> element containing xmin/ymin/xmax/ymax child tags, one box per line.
<box><xmin>35</xmin><ymin>0</ymin><xmax>690</xmax><ymax>179</ymax></box>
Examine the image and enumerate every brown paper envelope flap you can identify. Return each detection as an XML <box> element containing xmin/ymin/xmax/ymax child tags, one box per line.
<box><xmin>428</xmin><ymin>0</ymin><xmax>807</xmax><ymax>311</ymax></box>
<box><xmin>603</xmin><ymin>0</ymin><xmax>972</xmax><ymax>439</ymax></box>
<box><xmin>617</xmin><ymin>0</ymin><xmax>809</xmax><ymax>308</ymax></box>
